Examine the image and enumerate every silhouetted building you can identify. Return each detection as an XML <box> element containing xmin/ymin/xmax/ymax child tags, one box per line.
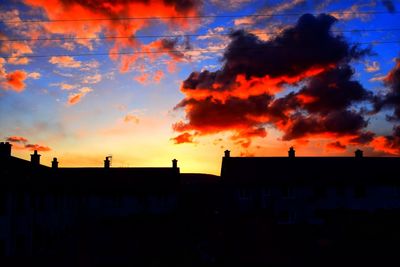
<box><xmin>1</xmin><ymin>142</ymin><xmax>400</xmax><ymax>266</ymax></box>
<box><xmin>220</xmin><ymin>147</ymin><xmax>400</xmax><ymax>224</ymax></box>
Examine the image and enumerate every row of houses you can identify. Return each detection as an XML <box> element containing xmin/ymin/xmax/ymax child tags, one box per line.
<box><xmin>1</xmin><ymin>141</ymin><xmax>400</xmax><ymax>265</ymax></box>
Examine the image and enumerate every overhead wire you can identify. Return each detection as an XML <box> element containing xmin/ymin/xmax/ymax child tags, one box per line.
<box><xmin>1</xmin><ymin>10</ymin><xmax>398</xmax><ymax>24</ymax></box>
<box><xmin>1</xmin><ymin>40</ymin><xmax>399</xmax><ymax>59</ymax></box>
<box><xmin>1</xmin><ymin>28</ymin><xmax>400</xmax><ymax>43</ymax></box>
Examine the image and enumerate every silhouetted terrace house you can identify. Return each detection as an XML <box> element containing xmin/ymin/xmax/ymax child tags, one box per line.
<box><xmin>220</xmin><ymin>147</ymin><xmax>400</xmax><ymax>224</ymax></box>
<box><xmin>0</xmin><ymin>142</ymin><xmax>180</xmax><ymax>260</ymax></box>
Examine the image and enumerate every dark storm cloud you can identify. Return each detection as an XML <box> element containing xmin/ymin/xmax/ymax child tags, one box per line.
<box><xmin>174</xmin><ymin>13</ymin><xmax>372</xmax><ymax>145</ymax></box>
<box><xmin>373</xmin><ymin>58</ymin><xmax>400</xmax><ymax>121</ymax></box>
<box><xmin>282</xmin><ymin>110</ymin><xmax>368</xmax><ymax>141</ymax></box>
<box><xmin>183</xmin><ymin>13</ymin><xmax>369</xmax><ymax>92</ymax></box>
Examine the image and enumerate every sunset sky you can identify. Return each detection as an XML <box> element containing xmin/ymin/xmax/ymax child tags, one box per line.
<box><xmin>1</xmin><ymin>0</ymin><xmax>399</xmax><ymax>174</ymax></box>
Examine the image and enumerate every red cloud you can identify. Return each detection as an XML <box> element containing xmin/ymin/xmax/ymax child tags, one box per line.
<box><xmin>23</xmin><ymin>0</ymin><xmax>201</xmax><ymax>70</ymax></box>
<box><xmin>173</xmin><ymin>14</ymin><xmax>373</xmax><ymax>148</ymax></box>
<box><xmin>24</xmin><ymin>144</ymin><xmax>51</xmax><ymax>152</ymax></box>
<box><xmin>6</xmin><ymin>136</ymin><xmax>28</xmax><ymax>143</ymax></box>
<box><xmin>67</xmin><ymin>87</ymin><xmax>92</xmax><ymax>105</ymax></box>
<box><xmin>326</xmin><ymin>141</ymin><xmax>347</xmax><ymax>151</ymax></box>
<box><xmin>3</xmin><ymin>70</ymin><xmax>28</xmax><ymax>92</ymax></box>
<box><xmin>171</xmin><ymin>132</ymin><xmax>195</xmax><ymax>144</ymax></box>
<box><xmin>6</xmin><ymin>135</ymin><xmax>51</xmax><ymax>152</ymax></box>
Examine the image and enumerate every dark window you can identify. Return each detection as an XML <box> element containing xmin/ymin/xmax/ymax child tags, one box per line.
<box><xmin>354</xmin><ymin>185</ymin><xmax>366</xmax><ymax>198</ymax></box>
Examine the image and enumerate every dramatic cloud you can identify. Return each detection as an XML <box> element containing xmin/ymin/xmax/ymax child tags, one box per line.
<box><xmin>326</xmin><ymin>141</ymin><xmax>346</xmax><ymax>151</ymax></box>
<box><xmin>371</xmin><ymin>126</ymin><xmax>400</xmax><ymax>154</ymax></box>
<box><xmin>173</xmin><ymin>14</ymin><xmax>371</xmax><ymax>146</ymax></box>
<box><xmin>23</xmin><ymin>0</ymin><xmax>202</xmax><ymax>70</ymax></box>
<box><xmin>373</xmin><ymin>58</ymin><xmax>400</xmax><ymax>121</ymax></box>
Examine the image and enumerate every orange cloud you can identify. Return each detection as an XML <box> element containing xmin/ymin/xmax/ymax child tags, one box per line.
<box><xmin>3</xmin><ymin>70</ymin><xmax>28</xmax><ymax>92</ymax></box>
<box><xmin>134</xmin><ymin>73</ymin><xmax>149</xmax><ymax>84</ymax></box>
<box><xmin>25</xmin><ymin>144</ymin><xmax>51</xmax><ymax>152</ymax></box>
<box><xmin>171</xmin><ymin>132</ymin><xmax>195</xmax><ymax>144</ymax></box>
<box><xmin>49</xmin><ymin>56</ymin><xmax>82</xmax><ymax>68</ymax></box>
<box><xmin>23</xmin><ymin>0</ymin><xmax>202</xmax><ymax>70</ymax></box>
<box><xmin>124</xmin><ymin>114</ymin><xmax>140</xmax><ymax>124</ymax></box>
<box><xmin>6</xmin><ymin>135</ymin><xmax>51</xmax><ymax>152</ymax></box>
<box><xmin>6</xmin><ymin>136</ymin><xmax>28</xmax><ymax>143</ymax></box>
<box><xmin>67</xmin><ymin>87</ymin><xmax>93</xmax><ymax>105</ymax></box>
<box><xmin>154</xmin><ymin>70</ymin><xmax>164</xmax><ymax>83</ymax></box>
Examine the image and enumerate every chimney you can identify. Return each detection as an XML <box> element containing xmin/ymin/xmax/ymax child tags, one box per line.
<box><xmin>104</xmin><ymin>157</ymin><xmax>110</xmax><ymax>169</ymax></box>
<box><xmin>355</xmin><ymin>149</ymin><xmax>363</xmax><ymax>158</ymax></box>
<box><xmin>0</xmin><ymin>142</ymin><xmax>12</xmax><ymax>157</ymax></box>
<box><xmin>288</xmin><ymin>147</ymin><xmax>295</xmax><ymax>158</ymax></box>
<box><xmin>172</xmin><ymin>159</ymin><xmax>178</xmax><ymax>169</ymax></box>
<box><xmin>52</xmin><ymin>157</ymin><xmax>58</xmax><ymax>169</ymax></box>
<box><xmin>224</xmin><ymin>150</ymin><xmax>230</xmax><ymax>158</ymax></box>
<box><xmin>31</xmin><ymin>150</ymin><xmax>41</xmax><ymax>166</ymax></box>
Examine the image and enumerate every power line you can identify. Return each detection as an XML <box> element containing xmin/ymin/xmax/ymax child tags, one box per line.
<box><xmin>1</xmin><ymin>28</ymin><xmax>400</xmax><ymax>43</ymax></box>
<box><xmin>1</xmin><ymin>40</ymin><xmax>399</xmax><ymax>59</ymax></box>
<box><xmin>1</xmin><ymin>10</ymin><xmax>398</xmax><ymax>24</ymax></box>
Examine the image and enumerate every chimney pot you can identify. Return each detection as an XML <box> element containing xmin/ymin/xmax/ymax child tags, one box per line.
<box><xmin>31</xmin><ymin>150</ymin><xmax>41</xmax><ymax>166</ymax></box>
<box><xmin>224</xmin><ymin>150</ymin><xmax>230</xmax><ymax>158</ymax></box>
<box><xmin>0</xmin><ymin>142</ymin><xmax>12</xmax><ymax>157</ymax></box>
<box><xmin>172</xmin><ymin>159</ymin><xmax>178</xmax><ymax>169</ymax></box>
<box><xmin>355</xmin><ymin>149</ymin><xmax>363</xmax><ymax>158</ymax></box>
<box><xmin>52</xmin><ymin>157</ymin><xmax>58</xmax><ymax>169</ymax></box>
<box><xmin>288</xmin><ymin>147</ymin><xmax>295</xmax><ymax>158</ymax></box>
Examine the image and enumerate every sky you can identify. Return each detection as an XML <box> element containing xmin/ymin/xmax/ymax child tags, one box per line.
<box><xmin>0</xmin><ymin>0</ymin><xmax>400</xmax><ymax>175</ymax></box>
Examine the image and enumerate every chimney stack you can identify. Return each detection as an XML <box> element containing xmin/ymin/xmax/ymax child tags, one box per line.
<box><xmin>288</xmin><ymin>147</ymin><xmax>295</xmax><ymax>158</ymax></box>
<box><xmin>0</xmin><ymin>142</ymin><xmax>12</xmax><ymax>157</ymax></box>
<box><xmin>104</xmin><ymin>157</ymin><xmax>110</xmax><ymax>169</ymax></box>
<box><xmin>224</xmin><ymin>150</ymin><xmax>230</xmax><ymax>158</ymax></box>
<box><xmin>172</xmin><ymin>159</ymin><xmax>178</xmax><ymax>169</ymax></box>
<box><xmin>31</xmin><ymin>150</ymin><xmax>41</xmax><ymax>166</ymax></box>
<box><xmin>52</xmin><ymin>157</ymin><xmax>58</xmax><ymax>169</ymax></box>
<box><xmin>355</xmin><ymin>149</ymin><xmax>363</xmax><ymax>158</ymax></box>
